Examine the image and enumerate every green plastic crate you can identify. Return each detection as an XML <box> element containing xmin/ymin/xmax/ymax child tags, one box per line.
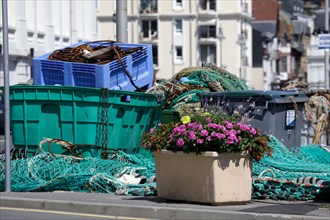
<box><xmin>5</xmin><ymin>85</ymin><xmax>162</xmax><ymax>158</ymax></box>
<box><xmin>160</xmin><ymin>110</ymin><xmax>180</xmax><ymax>124</ymax></box>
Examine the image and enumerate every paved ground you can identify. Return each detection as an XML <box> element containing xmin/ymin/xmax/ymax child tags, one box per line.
<box><xmin>0</xmin><ymin>192</ymin><xmax>329</xmax><ymax>220</ymax></box>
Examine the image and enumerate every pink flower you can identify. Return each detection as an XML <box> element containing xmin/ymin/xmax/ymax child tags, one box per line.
<box><xmin>225</xmin><ymin>139</ymin><xmax>234</xmax><ymax>145</ymax></box>
<box><xmin>206</xmin><ymin>117</ymin><xmax>212</xmax><ymax>123</ymax></box>
<box><xmin>206</xmin><ymin>136</ymin><xmax>212</xmax><ymax>141</ymax></box>
<box><xmin>219</xmin><ymin>134</ymin><xmax>226</xmax><ymax>139</ymax></box>
<box><xmin>173</xmin><ymin>126</ymin><xmax>181</xmax><ymax>134</ymax></box>
<box><xmin>150</xmin><ymin>128</ymin><xmax>155</xmax><ymax>133</ymax></box>
<box><xmin>197</xmin><ymin>139</ymin><xmax>204</xmax><ymax>144</ymax></box>
<box><xmin>179</xmin><ymin>128</ymin><xmax>187</xmax><ymax>135</ymax></box>
<box><xmin>189</xmin><ymin>131</ymin><xmax>196</xmax><ymax>140</ymax></box>
<box><xmin>187</xmin><ymin>122</ymin><xmax>197</xmax><ymax>129</ymax></box>
<box><xmin>240</xmin><ymin>124</ymin><xmax>250</xmax><ymax>131</ymax></box>
<box><xmin>225</xmin><ymin>121</ymin><xmax>233</xmax><ymax>129</ymax></box>
<box><xmin>177</xmin><ymin>138</ymin><xmax>185</xmax><ymax>147</ymax></box>
<box><xmin>158</xmin><ymin>123</ymin><xmax>162</xmax><ymax>127</ymax></box>
<box><xmin>250</xmin><ymin>128</ymin><xmax>256</xmax><ymax>135</ymax></box>
<box><xmin>179</xmin><ymin>124</ymin><xmax>186</xmax><ymax>129</ymax></box>
<box><xmin>201</xmin><ymin>129</ymin><xmax>209</xmax><ymax>137</ymax></box>
<box><xmin>207</xmin><ymin>123</ymin><xmax>219</xmax><ymax>129</ymax></box>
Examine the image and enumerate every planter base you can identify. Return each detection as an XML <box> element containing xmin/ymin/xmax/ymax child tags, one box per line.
<box><xmin>154</xmin><ymin>151</ymin><xmax>252</xmax><ymax>205</ymax></box>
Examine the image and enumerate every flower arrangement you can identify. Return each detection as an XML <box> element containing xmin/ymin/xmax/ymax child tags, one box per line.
<box><xmin>141</xmin><ymin>111</ymin><xmax>272</xmax><ymax>161</ymax></box>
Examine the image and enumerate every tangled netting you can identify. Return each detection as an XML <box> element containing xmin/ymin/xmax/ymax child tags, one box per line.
<box><xmin>0</xmin><ymin>151</ymin><xmax>156</xmax><ymax>196</ymax></box>
<box><xmin>1</xmin><ymin>135</ymin><xmax>329</xmax><ymax>201</ymax></box>
<box><xmin>252</xmin><ymin>136</ymin><xmax>330</xmax><ymax>201</ymax></box>
<box><xmin>147</xmin><ymin>63</ymin><xmax>250</xmax><ymax>114</ymax></box>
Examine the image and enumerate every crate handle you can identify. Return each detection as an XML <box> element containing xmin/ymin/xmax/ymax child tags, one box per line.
<box><xmin>251</xmin><ymin>101</ymin><xmax>268</xmax><ymax>110</ymax></box>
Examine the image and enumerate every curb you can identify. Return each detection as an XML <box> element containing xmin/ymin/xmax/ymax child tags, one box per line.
<box><xmin>1</xmin><ymin>197</ymin><xmax>329</xmax><ymax>220</ymax></box>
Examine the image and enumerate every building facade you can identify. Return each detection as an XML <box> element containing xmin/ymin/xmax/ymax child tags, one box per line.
<box><xmin>0</xmin><ymin>0</ymin><xmax>254</xmax><ymax>88</ymax></box>
<box><xmin>97</xmin><ymin>0</ymin><xmax>253</xmax><ymax>86</ymax></box>
<box><xmin>0</xmin><ymin>0</ymin><xmax>97</xmax><ymax>85</ymax></box>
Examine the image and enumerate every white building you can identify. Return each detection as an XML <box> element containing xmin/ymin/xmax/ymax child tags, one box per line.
<box><xmin>307</xmin><ymin>34</ymin><xmax>328</xmax><ymax>90</ymax></box>
<box><xmin>1</xmin><ymin>0</ymin><xmax>254</xmax><ymax>88</ymax></box>
<box><xmin>0</xmin><ymin>0</ymin><xmax>97</xmax><ymax>85</ymax></box>
<box><xmin>97</xmin><ymin>0</ymin><xmax>254</xmax><ymax>86</ymax></box>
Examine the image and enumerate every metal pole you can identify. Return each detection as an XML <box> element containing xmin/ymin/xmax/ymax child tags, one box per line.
<box><xmin>2</xmin><ymin>0</ymin><xmax>11</xmax><ymax>192</ymax></box>
<box><xmin>116</xmin><ymin>0</ymin><xmax>128</xmax><ymax>42</ymax></box>
<box><xmin>325</xmin><ymin>0</ymin><xmax>329</xmax><ymax>89</ymax></box>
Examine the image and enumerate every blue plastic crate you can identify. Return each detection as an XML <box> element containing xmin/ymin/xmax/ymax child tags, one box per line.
<box><xmin>33</xmin><ymin>41</ymin><xmax>154</xmax><ymax>91</ymax></box>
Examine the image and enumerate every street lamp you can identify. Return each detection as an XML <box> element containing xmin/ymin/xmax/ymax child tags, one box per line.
<box><xmin>237</xmin><ymin>33</ymin><xmax>247</xmax><ymax>80</ymax></box>
<box><xmin>218</xmin><ymin>26</ymin><xmax>225</xmax><ymax>68</ymax></box>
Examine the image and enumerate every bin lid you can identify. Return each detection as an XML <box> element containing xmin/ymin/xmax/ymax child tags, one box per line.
<box><xmin>198</xmin><ymin>90</ymin><xmax>308</xmax><ymax>104</ymax></box>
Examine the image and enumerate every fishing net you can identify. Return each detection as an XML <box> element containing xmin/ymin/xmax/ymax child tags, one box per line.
<box><xmin>147</xmin><ymin>63</ymin><xmax>250</xmax><ymax>113</ymax></box>
<box><xmin>0</xmin><ymin>151</ymin><xmax>156</xmax><ymax>195</ymax></box>
<box><xmin>1</xmin><ymin>135</ymin><xmax>329</xmax><ymax>201</ymax></box>
<box><xmin>252</xmin><ymin>136</ymin><xmax>330</xmax><ymax>201</ymax></box>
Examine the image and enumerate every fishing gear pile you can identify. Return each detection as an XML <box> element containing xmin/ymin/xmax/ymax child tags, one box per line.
<box><xmin>1</xmin><ymin>135</ymin><xmax>329</xmax><ymax>201</ymax></box>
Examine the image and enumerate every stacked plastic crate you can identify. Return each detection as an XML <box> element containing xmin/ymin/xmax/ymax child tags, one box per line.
<box><xmin>33</xmin><ymin>41</ymin><xmax>154</xmax><ymax>91</ymax></box>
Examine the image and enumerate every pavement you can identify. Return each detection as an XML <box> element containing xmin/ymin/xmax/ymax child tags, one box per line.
<box><xmin>0</xmin><ymin>191</ymin><xmax>329</xmax><ymax>220</ymax></box>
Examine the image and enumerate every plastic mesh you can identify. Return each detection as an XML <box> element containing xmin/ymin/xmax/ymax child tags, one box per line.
<box><xmin>0</xmin><ymin>135</ymin><xmax>329</xmax><ymax>200</ymax></box>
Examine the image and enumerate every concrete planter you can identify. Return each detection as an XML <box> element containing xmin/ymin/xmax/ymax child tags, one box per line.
<box><xmin>154</xmin><ymin>150</ymin><xmax>252</xmax><ymax>205</ymax></box>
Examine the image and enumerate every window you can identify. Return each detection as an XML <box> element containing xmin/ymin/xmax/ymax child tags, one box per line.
<box><xmin>199</xmin><ymin>25</ymin><xmax>216</xmax><ymax>38</ymax></box>
<box><xmin>176</xmin><ymin>0</ymin><xmax>182</xmax><ymax>7</ymax></box>
<box><xmin>280</xmin><ymin>56</ymin><xmax>287</xmax><ymax>72</ymax></box>
<box><xmin>175</xmin><ymin>19</ymin><xmax>182</xmax><ymax>33</ymax></box>
<box><xmin>142</xmin><ymin>20</ymin><xmax>158</xmax><ymax>39</ymax></box>
<box><xmin>242</xmin><ymin>2</ymin><xmax>248</xmax><ymax>13</ymax></box>
<box><xmin>175</xmin><ymin>46</ymin><xmax>183</xmax><ymax>61</ymax></box>
<box><xmin>152</xmin><ymin>45</ymin><xmax>158</xmax><ymax>66</ymax></box>
<box><xmin>200</xmin><ymin>45</ymin><xmax>216</xmax><ymax>64</ymax></box>
<box><xmin>199</xmin><ymin>0</ymin><xmax>216</xmax><ymax>11</ymax></box>
<box><xmin>140</xmin><ymin>0</ymin><xmax>157</xmax><ymax>14</ymax></box>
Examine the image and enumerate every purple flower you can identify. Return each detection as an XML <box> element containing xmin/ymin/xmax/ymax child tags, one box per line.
<box><xmin>149</xmin><ymin>128</ymin><xmax>155</xmax><ymax>133</ymax></box>
<box><xmin>206</xmin><ymin>117</ymin><xmax>212</xmax><ymax>123</ymax></box>
<box><xmin>187</xmin><ymin>122</ymin><xmax>197</xmax><ymax>129</ymax></box>
<box><xmin>225</xmin><ymin>121</ymin><xmax>233</xmax><ymax>129</ymax></box>
<box><xmin>240</xmin><ymin>124</ymin><xmax>250</xmax><ymax>131</ymax></box>
<box><xmin>189</xmin><ymin>131</ymin><xmax>196</xmax><ymax>140</ymax></box>
<box><xmin>173</xmin><ymin>126</ymin><xmax>181</xmax><ymax>134</ymax></box>
<box><xmin>158</xmin><ymin>123</ymin><xmax>162</xmax><ymax>127</ymax></box>
<box><xmin>197</xmin><ymin>139</ymin><xmax>204</xmax><ymax>144</ymax></box>
<box><xmin>206</xmin><ymin>136</ymin><xmax>212</xmax><ymax>141</ymax></box>
<box><xmin>197</xmin><ymin>124</ymin><xmax>203</xmax><ymax>131</ymax></box>
<box><xmin>207</xmin><ymin>123</ymin><xmax>219</xmax><ymax>129</ymax></box>
<box><xmin>225</xmin><ymin>139</ymin><xmax>235</xmax><ymax>145</ymax></box>
<box><xmin>250</xmin><ymin>128</ymin><xmax>256</xmax><ymax>135</ymax></box>
<box><xmin>201</xmin><ymin>129</ymin><xmax>209</xmax><ymax>137</ymax></box>
<box><xmin>179</xmin><ymin>128</ymin><xmax>187</xmax><ymax>135</ymax></box>
<box><xmin>219</xmin><ymin>134</ymin><xmax>226</xmax><ymax>139</ymax></box>
<box><xmin>177</xmin><ymin>138</ymin><xmax>185</xmax><ymax>147</ymax></box>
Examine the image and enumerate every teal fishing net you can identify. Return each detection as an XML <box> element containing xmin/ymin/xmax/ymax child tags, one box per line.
<box><xmin>148</xmin><ymin>63</ymin><xmax>250</xmax><ymax>113</ymax></box>
<box><xmin>1</xmin><ymin>135</ymin><xmax>329</xmax><ymax>201</ymax></box>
